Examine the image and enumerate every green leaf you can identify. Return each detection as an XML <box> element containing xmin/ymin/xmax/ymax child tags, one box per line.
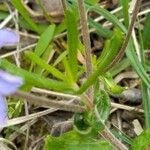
<box><xmin>34</xmin><ymin>24</ymin><xmax>55</xmax><ymax>57</ymax></box>
<box><xmin>19</xmin><ymin>17</ymin><xmax>48</xmax><ymax>33</ymax></box>
<box><xmin>74</xmin><ymin>113</ymin><xmax>92</xmax><ymax>134</ymax></box>
<box><xmin>0</xmin><ymin>59</ymin><xmax>71</xmax><ymax>92</ymax></box>
<box><xmin>88</xmin><ymin>17</ymin><xmax>113</xmax><ymax>38</ymax></box>
<box><xmin>44</xmin><ymin>130</ymin><xmax>115</xmax><ymax>150</ymax></box>
<box><xmin>66</xmin><ymin>9</ymin><xmax>79</xmax><ymax>82</ymax></box>
<box><xmin>76</xmin><ymin>29</ymin><xmax>124</xmax><ymax>94</ymax></box>
<box><xmin>109</xmin><ymin>58</ymin><xmax>130</xmax><ymax>77</ymax></box>
<box><xmin>132</xmin><ymin>130</ymin><xmax>150</xmax><ymax>150</ymax></box>
<box><xmin>142</xmin><ymin>13</ymin><xmax>150</xmax><ymax>49</ymax></box>
<box><xmin>85</xmin><ymin>0</ymin><xmax>99</xmax><ymax>5</ymax></box>
<box><xmin>63</xmin><ymin>58</ymin><xmax>76</xmax><ymax>88</ymax></box>
<box><xmin>34</xmin><ymin>45</ymin><xmax>54</xmax><ymax>74</ymax></box>
<box><xmin>94</xmin><ymin>90</ymin><xmax>111</xmax><ymax>123</ymax></box>
<box><xmin>126</xmin><ymin>43</ymin><xmax>150</xmax><ymax>88</ymax></box>
<box><xmin>88</xmin><ymin>5</ymin><xmax>126</xmax><ymax>33</ymax></box>
<box><xmin>25</xmin><ymin>52</ymin><xmax>65</xmax><ymax>80</ymax></box>
<box><xmin>11</xmin><ymin>0</ymin><xmax>41</xmax><ymax>34</ymax></box>
<box><xmin>103</xmin><ymin>74</ymin><xmax>127</xmax><ymax>94</ymax></box>
<box><xmin>53</xmin><ymin>51</ymin><xmax>68</xmax><ymax>67</ymax></box>
<box><xmin>120</xmin><ymin>0</ymin><xmax>129</xmax><ymax>27</ymax></box>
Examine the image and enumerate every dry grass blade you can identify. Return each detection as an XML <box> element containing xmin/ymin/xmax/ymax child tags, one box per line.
<box><xmin>13</xmin><ymin>91</ymin><xmax>86</xmax><ymax>113</ymax></box>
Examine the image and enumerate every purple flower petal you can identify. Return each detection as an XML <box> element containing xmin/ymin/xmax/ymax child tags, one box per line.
<box><xmin>0</xmin><ymin>70</ymin><xmax>23</xmax><ymax>96</ymax></box>
<box><xmin>0</xmin><ymin>96</ymin><xmax>7</xmax><ymax>126</ymax></box>
<box><xmin>0</xmin><ymin>28</ymin><xmax>20</xmax><ymax>48</ymax></box>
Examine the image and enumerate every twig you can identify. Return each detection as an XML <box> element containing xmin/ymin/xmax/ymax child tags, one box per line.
<box><xmin>77</xmin><ymin>0</ymin><xmax>93</xmax><ymax>101</ymax></box>
<box><xmin>104</xmin><ymin>0</ymin><xmax>142</xmax><ymax>72</ymax></box>
<box><xmin>12</xmin><ymin>91</ymin><xmax>86</xmax><ymax>113</ymax></box>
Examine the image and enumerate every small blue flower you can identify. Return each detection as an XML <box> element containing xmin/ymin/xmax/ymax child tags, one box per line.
<box><xmin>0</xmin><ymin>70</ymin><xmax>23</xmax><ymax>126</ymax></box>
<box><xmin>0</xmin><ymin>28</ymin><xmax>20</xmax><ymax>48</ymax></box>
<box><xmin>0</xmin><ymin>28</ymin><xmax>23</xmax><ymax>126</ymax></box>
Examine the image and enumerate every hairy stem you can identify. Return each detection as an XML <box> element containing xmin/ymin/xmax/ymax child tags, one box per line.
<box><xmin>77</xmin><ymin>0</ymin><xmax>93</xmax><ymax>101</ymax></box>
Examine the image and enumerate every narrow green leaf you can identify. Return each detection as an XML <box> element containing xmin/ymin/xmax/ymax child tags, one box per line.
<box><xmin>138</xmin><ymin>23</ymin><xmax>150</xmax><ymax>128</ymax></box>
<box><xmin>66</xmin><ymin>9</ymin><xmax>78</xmax><ymax>82</ymax></box>
<box><xmin>11</xmin><ymin>0</ymin><xmax>41</xmax><ymax>34</ymax></box>
<box><xmin>34</xmin><ymin>24</ymin><xmax>55</xmax><ymax>57</ymax></box>
<box><xmin>141</xmin><ymin>82</ymin><xmax>150</xmax><ymax>128</ymax></box>
<box><xmin>120</xmin><ymin>0</ymin><xmax>129</xmax><ymax>27</ymax></box>
<box><xmin>88</xmin><ymin>5</ymin><xmax>126</xmax><ymax>33</ymax></box>
<box><xmin>109</xmin><ymin>58</ymin><xmax>130</xmax><ymax>77</ymax></box>
<box><xmin>34</xmin><ymin>45</ymin><xmax>53</xmax><ymax>74</ymax></box>
<box><xmin>85</xmin><ymin>0</ymin><xmax>99</xmax><ymax>5</ymax></box>
<box><xmin>88</xmin><ymin>17</ymin><xmax>113</xmax><ymax>38</ymax></box>
<box><xmin>126</xmin><ymin>43</ymin><xmax>150</xmax><ymax>88</ymax></box>
<box><xmin>111</xmin><ymin>130</ymin><xmax>133</xmax><ymax>145</ymax></box>
<box><xmin>25</xmin><ymin>52</ymin><xmax>65</xmax><ymax>80</ymax></box>
<box><xmin>0</xmin><ymin>59</ymin><xmax>71</xmax><ymax>92</ymax></box>
<box><xmin>142</xmin><ymin>13</ymin><xmax>150</xmax><ymax>49</ymax></box>
<box><xmin>63</xmin><ymin>58</ymin><xmax>76</xmax><ymax>88</ymax></box>
<box><xmin>53</xmin><ymin>51</ymin><xmax>68</xmax><ymax>67</ymax></box>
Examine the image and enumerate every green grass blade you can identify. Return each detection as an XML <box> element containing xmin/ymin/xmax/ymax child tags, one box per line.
<box><xmin>142</xmin><ymin>13</ymin><xmax>150</xmax><ymax>49</ymax></box>
<box><xmin>138</xmin><ymin>21</ymin><xmax>150</xmax><ymax>128</ymax></box>
<box><xmin>126</xmin><ymin>43</ymin><xmax>150</xmax><ymax>88</ymax></box>
<box><xmin>120</xmin><ymin>0</ymin><xmax>129</xmax><ymax>27</ymax></box>
<box><xmin>109</xmin><ymin>58</ymin><xmax>130</xmax><ymax>77</ymax></box>
<box><xmin>25</xmin><ymin>52</ymin><xmax>65</xmax><ymax>81</ymax></box>
<box><xmin>11</xmin><ymin>0</ymin><xmax>41</xmax><ymax>34</ymax></box>
<box><xmin>34</xmin><ymin>24</ymin><xmax>55</xmax><ymax>57</ymax></box>
<box><xmin>89</xmin><ymin>5</ymin><xmax>126</xmax><ymax>33</ymax></box>
<box><xmin>66</xmin><ymin>9</ymin><xmax>78</xmax><ymax>82</ymax></box>
<box><xmin>34</xmin><ymin>45</ymin><xmax>53</xmax><ymax>74</ymax></box>
<box><xmin>88</xmin><ymin>17</ymin><xmax>113</xmax><ymax>38</ymax></box>
<box><xmin>63</xmin><ymin>58</ymin><xmax>75</xmax><ymax>87</ymax></box>
<box><xmin>53</xmin><ymin>51</ymin><xmax>68</xmax><ymax>67</ymax></box>
<box><xmin>141</xmin><ymin>82</ymin><xmax>150</xmax><ymax>128</ymax></box>
<box><xmin>0</xmin><ymin>59</ymin><xmax>71</xmax><ymax>92</ymax></box>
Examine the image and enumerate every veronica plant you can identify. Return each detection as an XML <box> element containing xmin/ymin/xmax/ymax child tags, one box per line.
<box><xmin>0</xmin><ymin>28</ymin><xmax>23</xmax><ymax>126</ymax></box>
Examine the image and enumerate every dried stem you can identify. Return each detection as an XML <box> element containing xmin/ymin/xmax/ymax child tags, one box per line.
<box><xmin>104</xmin><ymin>0</ymin><xmax>142</xmax><ymax>72</ymax></box>
<box><xmin>12</xmin><ymin>91</ymin><xmax>86</xmax><ymax>113</ymax></box>
<box><xmin>77</xmin><ymin>0</ymin><xmax>93</xmax><ymax>101</ymax></box>
<box><xmin>101</xmin><ymin>127</ymin><xmax>128</xmax><ymax>150</ymax></box>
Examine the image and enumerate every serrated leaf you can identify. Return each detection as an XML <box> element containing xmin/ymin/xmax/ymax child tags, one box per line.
<box><xmin>44</xmin><ymin>130</ymin><xmax>115</xmax><ymax>150</ymax></box>
<box><xmin>94</xmin><ymin>90</ymin><xmax>111</xmax><ymax>123</ymax></box>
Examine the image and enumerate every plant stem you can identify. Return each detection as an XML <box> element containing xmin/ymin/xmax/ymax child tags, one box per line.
<box><xmin>77</xmin><ymin>0</ymin><xmax>93</xmax><ymax>101</ymax></box>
